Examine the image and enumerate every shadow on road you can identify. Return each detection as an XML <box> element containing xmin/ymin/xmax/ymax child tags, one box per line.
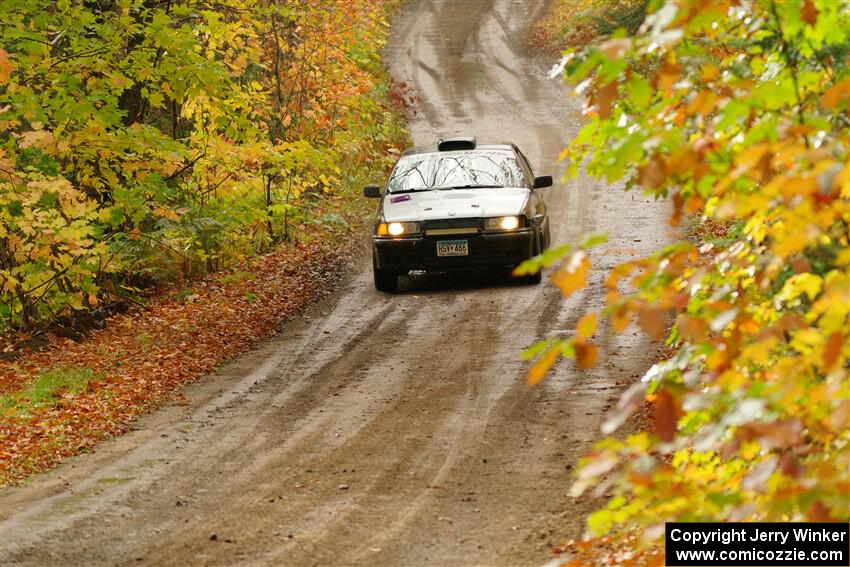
<box><xmin>397</xmin><ymin>268</ymin><xmax>536</xmax><ymax>294</ymax></box>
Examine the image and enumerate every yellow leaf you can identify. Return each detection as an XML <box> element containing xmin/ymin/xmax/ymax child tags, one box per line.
<box><xmin>153</xmin><ymin>207</ymin><xmax>180</xmax><ymax>221</ymax></box>
<box><xmin>19</xmin><ymin>129</ymin><xmax>55</xmax><ymax>151</ymax></box>
<box><xmin>2</xmin><ymin>275</ymin><xmax>19</xmax><ymax>292</ymax></box>
<box><xmin>576</xmin><ymin>312</ymin><xmax>598</xmax><ymax>340</ymax></box>
<box><xmin>779</xmin><ymin>273</ymin><xmax>823</xmax><ymax>303</ymax></box>
<box><xmin>740</xmin><ymin>440</ymin><xmax>761</xmax><ymax>461</ymax></box>
<box><xmin>626</xmin><ymin>432</ymin><xmax>650</xmax><ymax>452</ymax></box>
<box><xmin>779</xmin><ymin>176</ymin><xmax>818</xmax><ymax>199</ymax></box>
<box><xmin>772</xmin><ymin>231</ymin><xmax>809</xmax><ymax>259</ymax></box>
<box><xmin>700</xmin><ymin>64</ymin><xmax>719</xmax><ymax>82</ymax></box>
<box><xmin>834</xmin><ymin>163</ymin><xmax>850</xmax><ymax>197</ymax></box>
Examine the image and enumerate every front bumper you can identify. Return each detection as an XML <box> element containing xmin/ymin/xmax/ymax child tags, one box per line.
<box><xmin>373</xmin><ymin>228</ymin><xmax>535</xmax><ymax>272</ymax></box>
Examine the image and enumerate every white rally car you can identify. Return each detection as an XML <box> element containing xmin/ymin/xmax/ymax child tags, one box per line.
<box><xmin>364</xmin><ymin>137</ymin><xmax>553</xmax><ymax>292</ymax></box>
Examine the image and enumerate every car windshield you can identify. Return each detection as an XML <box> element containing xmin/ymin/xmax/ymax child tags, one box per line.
<box><xmin>386</xmin><ymin>150</ymin><xmax>526</xmax><ymax>193</ymax></box>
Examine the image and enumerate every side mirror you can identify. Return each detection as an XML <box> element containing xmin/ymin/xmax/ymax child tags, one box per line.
<box><xmin>533</xmin><ymin>175</ymin><xmax>553</xmax><ymax>189</ymax></box>
<box><xmin>364</xmin><ymin>185</ymin><xmax>382</xmax><ymax>198</ymax></box>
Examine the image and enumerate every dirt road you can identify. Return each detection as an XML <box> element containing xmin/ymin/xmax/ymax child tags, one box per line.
<box><xmin>0</xmin><ymin>1</ymin><xmax>669</xmax><ymax>565</ymax></box>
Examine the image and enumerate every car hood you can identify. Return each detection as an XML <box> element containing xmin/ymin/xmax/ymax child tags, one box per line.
<box><xmin>381</xmin><ymin>187</ymin><xmax>529</xmax><ymax>222</ymax></box>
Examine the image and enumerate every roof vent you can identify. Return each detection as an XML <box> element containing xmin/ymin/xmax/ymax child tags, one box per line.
<box><xmin>437</xmin><ymin>137</ymin><xmax>476</xmax><ymax>151</ymax></box>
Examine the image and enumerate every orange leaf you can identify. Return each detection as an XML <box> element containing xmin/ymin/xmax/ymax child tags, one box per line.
<box><xmin>737</xmin><ymin>143</ymin><xmax>770</xmax><ymax>172</ymax></box>
<box><xmin>823</xmin><ymin>332</ymin><xmax>843</xmax><ymax>370</ymax></box>
<box><xmin>676</xmin><ymin>314</ymin><xmax>709</xmax><ymax>342</ymax></box>
<box><xmin>605</xmin><ymin>264</ymin><xmax>635</xmax><ymax>304</ymax></box>
<box><xmin>821</xmin><ymin>78</ymin><xmax>850</xmax><ymax>109</ymax></box>
<box><xmin>831</xmin><ymin>400</ymin><xmax>850</xmax><ymax>432</ymax></box>
<box><xmin>654</xmin><ymin>390</ymin><xmax>678</xmax><ymax>443</ymax></box>
<box><xmin>528</xmin><ymin>348</ymin><xmax>559</xmax><ymax>386</ymax></box>
<box><xmin>638</xmin><ymin>306</ymin><xmax>668</xmax><ymax>339</ymax></box>
<box><xmin>576</xmin><ymin>312</ymin><xmax>598</xmax><ymax>341</ymax></box>
<box><xmin>599</xmin><ymin>38</ymin><xmax>632</xmax><ymax>60</ymax></box>
<box><xmin>744</xmin><ymin>419</ymin><xmax>803</xmax><ymax>450</ymax></box>
<box><xmin>801</xmin><ymin>0</ymin><xmax>818</xmax><ymax>25</ymax></box>
<box><xmin>807</xmin><ymin>501</ymin><xmax>837</xmax><ymax>522</ymax></box>
<box><xmin>594</xmin><ymin>80</ymin><xmax>619</xmax><ymax>119</ymax></box>
<box><xmin>700</xmin><ymin>64</ymin><xmax>719</xmax><ymax>82</ymax></box>
<box><xmin>684</xmin><ymin>195</ymin><xmax>704</xmax><ymax>214</ymax></box>
<box><xmin>666</xmin><ymin>147</ymin><xmax>697</xmax><ymax>176</ymax></box>
<box><xmin>0</xmin><ymin>49</ymin><xmax>14</xmax><ymax>85</ymax></box>
<box><xmin>575</xmin><ymin>342</ymin><xmax>598</xmax><ymax>370</ymax></box>
<box><xmin>779</xmin><ymin>453</ymin><xmax>802</xmax><ymax>478</ymax></box>
<box><xmin>611</xmin><ymin>303</ymin><xmax>632</xmax><ymax>333</ymax></box>
<box><xmin>670</xmin><ymin>192</ymin><xmax>684</xmax><ymax>227</ymax></box>
<box><xmin>686</xmin><ymin>89</ymin><xmax>716</xmax><ymax>117</ymax></box>
<box><xmin>637</xmin><ymin>155</ymin><xmax>667</xmax><ymax>189</ymax></box>
<box><xmin>551</xmin><ymin>250</ymin><xmax>589</xmax><ymax>298</ymax></box>
<box><xmin>657</xmin><ymin>56</ymin><xmax>679</xmax><ymax>95</ymax></box>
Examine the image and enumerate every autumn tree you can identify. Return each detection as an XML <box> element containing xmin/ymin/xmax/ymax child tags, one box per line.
<box><xmin>522</xmin><ymin>0</ymin><xmax>850</xmax><ymax>554</ymax></box>
<box><xmin>0</xmin><ymin>0</ymin><xmax>405</xmax><ymax>334</ymax></box>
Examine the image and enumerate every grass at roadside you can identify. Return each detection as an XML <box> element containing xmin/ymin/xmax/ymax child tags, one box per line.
<box><xmin>0</xmin><ymin>368</ymin><xmax>102</xmax><ymax>416</ymax></box>
<box><xmin>535</xmin><ymin>0</ymin><xmax>647</xmax><ymax>53</ymax></box>
<box><xmin>0</xmin><ymin>196</ymin><xmax>372</xmax><ymax>485</ymax></box>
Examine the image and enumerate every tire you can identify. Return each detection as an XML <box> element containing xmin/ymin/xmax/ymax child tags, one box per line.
<box><xmin>522</xmin><ymin>269</ymin><xmax>542</xmax><ymax>285</ymax></box>
<box><xmin>373</xmin><ymin>258</ymin><xmax>398</xmax><ymax>293</ymax></box>
<box><xmin>516</xmin><ymin>224</ymin><xmax>543</xmax><ymax>285</ymax></box>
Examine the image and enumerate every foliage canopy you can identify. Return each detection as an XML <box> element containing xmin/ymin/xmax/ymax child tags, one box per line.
<box><xmin>528</xmin><ymin>0</ymin><xmax>849</xmax><ymax>547</ymax></box>
<box><xmin>0</xmin><ymin>0</ymin><xmax>405</xmax><ymax>334</ymax></box>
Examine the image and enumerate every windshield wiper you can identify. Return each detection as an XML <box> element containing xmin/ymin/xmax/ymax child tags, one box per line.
<box><xmin>389</xmin><ymin>184</ymin><xmax>505</xmax><ymax>194</ymax></box>
<box><xmin>432</xmin><ymin>184</ymin><xmax>504</xmax><ymax>190</ymax></box>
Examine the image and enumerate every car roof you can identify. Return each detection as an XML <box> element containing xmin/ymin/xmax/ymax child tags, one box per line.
<box><xmin>400</xmin><ymin>143</ymin><xmax>516</xmax><ymax>157</ymax></box>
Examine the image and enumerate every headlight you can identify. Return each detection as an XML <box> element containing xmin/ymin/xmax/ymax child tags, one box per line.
<box><xmin>485</xmin><ymin>216</ymin><xmax>521</xmax><ymax>231</ymax></box>
<box><xmin>377</xmin><ymin>221</ymin><xmax>421</xmax><ymax>236</ymax></box>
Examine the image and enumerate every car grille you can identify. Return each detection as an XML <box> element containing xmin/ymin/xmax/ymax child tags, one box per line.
<box><xmin>424</xmin><ymin>219</ymin><xmax>482</xmax><ymax>236</ymax></box>
<box><xmin>426</xmin><ymin>227</ymin><xmax>479</xmax><ymax>236</ymax></box>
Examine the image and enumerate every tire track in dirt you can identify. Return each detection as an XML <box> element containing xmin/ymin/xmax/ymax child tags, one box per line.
<box><xmin>0</xmin><ymin>1</ymin><xmax>670</xmax><ymax>565</ymax></box>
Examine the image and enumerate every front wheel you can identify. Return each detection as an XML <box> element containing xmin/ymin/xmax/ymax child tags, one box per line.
<box><xmin>520</xmin><ymin>270</ymin><xmax>542</xmax><ymax>285</ymax></box>
<box><xmin>373</xmin><ymin>259</ymin><xmax>398</xmax><ymax>293</ymax></box>
<box><xmin>516</xmin><ymin>226</ymin><xmax>543</xmax><ymax>285</ymax></box>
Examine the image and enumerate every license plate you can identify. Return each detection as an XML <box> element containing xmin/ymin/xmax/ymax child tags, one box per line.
<box><xmin>437</xmin><ymin>239</ymin><xmax>468</xmax><ymax>257</ymax></box>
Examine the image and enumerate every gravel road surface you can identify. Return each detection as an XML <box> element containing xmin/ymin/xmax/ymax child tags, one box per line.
<box><xmin>0</xmin><ymin>1</ymin><xmax>669</xmax><ymax>565</ymax></box>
